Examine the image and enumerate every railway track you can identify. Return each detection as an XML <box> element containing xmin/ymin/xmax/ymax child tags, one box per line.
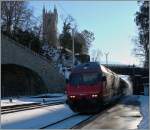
<box><xmin>72</xmin><ymin>98</ymin><xmax>123</xmax><ymax>129</ymax></box>
<box><xmin>40</xmin><ymin>114</ymin><xmax>93</xmax><ymax>129</ymax></box>
<box><xmin>71</xmin><ymin>112</ymin><xmax>104</xmax><ymax>129</ymax></box>
<box><xmin>39</xmin><ymin>98</ymin><xmax>121</xmax><ymax>129</ymax></box>
<box><xmin>1</xmin><ymin>100</ymin><xmax>66</xmax><ymax>114</ymax></box>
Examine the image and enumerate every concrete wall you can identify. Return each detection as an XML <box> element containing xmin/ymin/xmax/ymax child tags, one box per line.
<box><xmin>1</xmin><ymin>34</ymin><xmax>66</xmax><ymax>93</ymax></box>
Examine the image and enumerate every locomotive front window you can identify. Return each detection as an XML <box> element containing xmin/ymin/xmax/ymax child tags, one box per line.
<box><xmin>69</xmin><ymin>74</ymin><xmax>82</xmax><ymax>86</ymax></box>
<box><xmin>82</xmin><ymin>73</ymin><xmax>101</xmax><ymax>85</ymax></box>
<box><xmin>69</xmin><ymin>72</ymin><xmax>101</xmax><ymax>86</ymax></box>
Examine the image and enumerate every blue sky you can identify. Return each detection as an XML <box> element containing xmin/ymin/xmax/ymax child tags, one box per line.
<box><xmin>29</xmin><ymin>1</ymin><xmax>140</xmax><ymax>66</ymax></box>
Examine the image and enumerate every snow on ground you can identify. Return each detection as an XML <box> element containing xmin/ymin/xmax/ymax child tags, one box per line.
<box><xmin>41</xmin><ymin>44</ymin><xmax>81</xmax><ymax>79</ymax></box>
<box><xmin>115</xmin><ymin>95</ymin><xmax>149</xmax><ymax>129</ymax></box>
<box><xmin>1</xmin><ymin>104</ymin><xmax>75</xmax><ymax>129</ymax></box>
<box><xmin>46</xmin><ymin>115</ymin><xmax>90</xmax><ymax>129</ymax></box>
<box><xmin>118</xmin><ymin>74</ymin><xmax>149</xmax><ymax>129</ymax></box>
<box><xmin>1</xmin><ymin>93</ymin><xmax>149</xmax><ymax>129</ymax></box>
<box><xmin>138</xmin><ymin>95</ymin><xmax>149</xmax><ymax>129</ymax></box>
<box><xmin>1</xmin><ymin>93</ymin><xmax>67</xmax><ymax>107</ymax></box>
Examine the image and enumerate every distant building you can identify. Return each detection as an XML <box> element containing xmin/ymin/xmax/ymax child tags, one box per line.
<box><xmin>43</xmin><ymin>6</ymin><xmax>58</xmax><ymax>47</ymax></box>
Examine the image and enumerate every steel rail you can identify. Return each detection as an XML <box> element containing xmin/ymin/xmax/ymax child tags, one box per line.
<box><xmin>1</xmin><ymin>100</ymin><xmax>66</xmax><ymax>114</ymax></box>
<box><xmin>40</xmin><ymin>114</ymin><xmax>80</xmax><ymax>129</ymax></box>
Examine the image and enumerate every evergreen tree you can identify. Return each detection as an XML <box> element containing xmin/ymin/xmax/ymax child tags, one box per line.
<box><xmin>59</xmin><ymin>21</ymin><xmax>72</xmax><ymax>50</ymax></box>
<box><xmin>59</xmin><ymin>19</ymin><xmax>95</xmax><ymax>55</ymax></box>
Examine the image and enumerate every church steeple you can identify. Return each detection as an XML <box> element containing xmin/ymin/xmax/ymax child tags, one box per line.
<box><xmin>43</xmin><ymin>5</ymin><xmax>45</xmax><ymax>14</ymax></box>
<box><xmin>42</xmin><ymin>5</ymin><xmax>58</xmax><ymax>46</ymax></box>
<box><xmin>54</xmin><ymin>5</ymin><xmax>57</xmax><ymax>15</ymax></box>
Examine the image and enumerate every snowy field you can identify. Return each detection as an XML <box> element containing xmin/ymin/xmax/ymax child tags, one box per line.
<box><xmin>1</xmin><ymin>93</ymin><xmax>149</xmax><ymax>129</ymax></box>
<box><xmin>2</xmin><ymin>104</ymin><xmax>75</xmax><ymax>129</ymax></box>
<box><xmin>1</xmin><ymin>93</ymin><xmax>67</xmax><ymax>107</ymax></box>
<box><xmin>138</xmin><ymin>95</ymin><xmax>149</xmax><ymax>129</ymax></box>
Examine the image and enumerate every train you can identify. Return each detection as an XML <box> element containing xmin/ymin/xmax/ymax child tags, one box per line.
<box><xmin>66</xmin><ymin>62</ymin><xmax>127</xmax><ymax>113</ymax></box>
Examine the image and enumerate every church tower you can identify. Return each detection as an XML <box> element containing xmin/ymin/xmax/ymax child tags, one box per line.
<box><xmin>43</xmin><ymin>6</ymin><xmax>58</xmax><ymax>47</ymax></box>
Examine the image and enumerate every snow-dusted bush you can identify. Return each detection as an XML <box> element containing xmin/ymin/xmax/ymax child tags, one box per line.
<box><xmin>41</xmin><ymin>43</ymin><xmax>80</xmax><ymax>79</ymax></box>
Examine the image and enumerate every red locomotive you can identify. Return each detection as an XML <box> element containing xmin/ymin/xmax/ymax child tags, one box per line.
<box><xmin>66</xmin><ymin>62</ymin><xmax>126</xmax><ymax>113</ymax></box>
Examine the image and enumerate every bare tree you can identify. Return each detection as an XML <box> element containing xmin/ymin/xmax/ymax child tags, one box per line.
<box><xmin>134</xmin><ymin>1</ymin><xmax>149</xmax><ymax>67</ymax></box>
<box><xmin>79</xmin><ymin>30</ymin><xmax>95</xmax><ymax>54</ymax></box>
<box><xmin>31</xmin><ymin>16</ymin><xmax>43</xmax><ymax>38</ymax></box>
<box><xmin>1</xmin><ymin>1</ymin><xmax>32</xmax><ymax>34</ymax></box>
<box><xmin>132</xmin><ymin>37</ymin><xmax>146</xmax><ymax>66</ymax></box>
<box><xmin>91</xmin><ymin>49</ymin><xmax>103</xmax><ymax>62</ymax></box>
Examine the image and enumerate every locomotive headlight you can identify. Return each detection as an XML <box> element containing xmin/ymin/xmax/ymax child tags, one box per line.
<box><xmin>70</xmin><ymin>96</ymin><xmax>76</xmax><ymax>98</ymax></box>
<box><xmin>92</xmin><ymin>94</ymin><xmax>98</xmax><ymax>98</ymax></box>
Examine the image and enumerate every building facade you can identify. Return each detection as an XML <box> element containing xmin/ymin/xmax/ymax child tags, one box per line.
<box><xmin>43</xmin><ymin>6</ymin><xmax>58</xmax><ymax>46</ymax></box>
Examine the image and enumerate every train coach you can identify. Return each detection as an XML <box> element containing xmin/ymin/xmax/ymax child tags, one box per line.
<box><xmin>66</xmin><ymin>62</ymin><xmax>127</xmax><ymax>113</ymax></box>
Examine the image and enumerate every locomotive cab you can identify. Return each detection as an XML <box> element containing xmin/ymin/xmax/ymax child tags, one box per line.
<box><xmin>66</xmin><ymin>62</ymin><xmax>107</xmax><ymax>112</ymax></box>
<box><xmin>66</xmin><ymin>62</ymin><xmax>124</xmax><ymax>113</ymax></box>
